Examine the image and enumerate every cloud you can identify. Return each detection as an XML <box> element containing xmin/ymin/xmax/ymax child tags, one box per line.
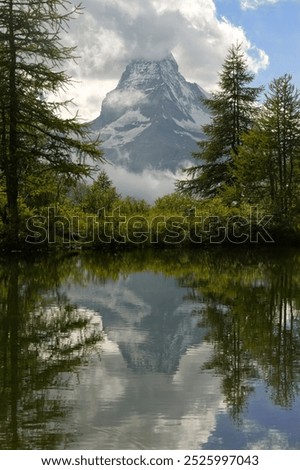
<box><xmin>105</xmin><ymin>89</ymin><xmax>147</xmax><ymax>110</ymax></box>
<box><xmin>240</xmin><ymin>0</ymin><xmax>281</xmax><ymax>9</ymax></box>
<box><xmin>70</xmin><ymin>335</ymin><xmax>225</xmax><ymax>449</ymax></box>
<box><xmin>245</xmin><ymin>46</ymin><xmax>270</xmax><ymax>73</ymax></box>
<box><xmin>65</xmin><ymin>275</ymin><xmax>226</xmax><ymax>449</ymax></box>
<box><xmin>61</xmin><ymin>0</ymin><xmax>269</xmax><ymax>120</ymax></box>
<box><xmin>104</xmin><ymin>164</ymin><xmax>182</xmax><ymax>203</ymax></box>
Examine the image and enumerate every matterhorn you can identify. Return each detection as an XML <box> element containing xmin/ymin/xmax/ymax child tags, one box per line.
<box><xmin>90</xmin><ymin>54</ymin><xmax>210</xmax><ymax>173</ymax></box>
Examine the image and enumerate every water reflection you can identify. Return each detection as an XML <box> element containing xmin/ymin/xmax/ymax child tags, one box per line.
<box><xmin>64</xmin><ymin>248</ymin><xmax>300</xmax><ymax>449</ymax></box>
<box><xmin>0</xmin><ymin>255</ymin><xmax>103</xmax><ymax>449</ymax></box>
<box><xmin>183</xmin><ymin>251</ymin><xmax>300</xmax><ymax>417</ymax></box>
<box><xmin>0</xmin><ymin>248</ymin><xmax>300</xmax><ymax>449</ymax></box>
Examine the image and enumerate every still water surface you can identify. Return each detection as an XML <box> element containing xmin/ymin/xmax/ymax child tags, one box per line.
<box><xmin>1</xmin><ymin>248</ymin><xmax>300</xmax><ymax>449</ymax></box>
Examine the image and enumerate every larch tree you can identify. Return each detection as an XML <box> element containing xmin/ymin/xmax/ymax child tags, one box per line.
<box><xmin>0</xmin><ymin>0</ymin><xmax>104</xmax><ymax>248</ymax></box>
<box><xmin>235</xmin><ymin>74</ymin><xmax>300</xmax><ymax>223</ymax></box>
<box><xmin>177</xmin><ymin>43</ymin><xmax>262</xmax><ymax>199</ymax></box>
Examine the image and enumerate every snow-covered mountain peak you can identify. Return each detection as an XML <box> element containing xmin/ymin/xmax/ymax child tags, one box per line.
<box><xmin>118</xmin><ymin>54</ymin><xmax>179</xmax><ymax>91</ymax></box>
<box><xmin>91</xmin><ymin>54</ymin><xmax>210</xmax><ymax>172</ymax></box>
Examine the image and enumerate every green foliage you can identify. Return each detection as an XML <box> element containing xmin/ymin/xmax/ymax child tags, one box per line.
<box><xmin>177</xmin><ymin>47</ymin><xmax>300</xmax><ymax>239</ymax></box>
<box><xmin>116</xmin><ymin>196</ymin><xmax>150</xmax><ymax>215</ymax></box>
<box><xmin>233</xmin><ymin>74</ymin><xmax>300</xmax><ymax>227</ymax></box>
<box><xmin>153</xmin><ymin>193</ymin><xmax>196</xmax><ymax>214</ymax></box>
<box><xmin>227</xmin><ymin>127</ymin><xmax>271</xmax><ymax>205</ymax></box>
<box><xmin>0</xmin><ymin>255</ymin><xmax>103</xmax><ymax>448</ymax></box>
<box><xmin>79</xmin><ymin>171</ymin><xmax>120</xmax><ymax>214</ymax></box>
<box><xmin>0</xmin><ymin>0</ymin><xmax>104</xmax><ymax>248</ymax></box>
<box><xmin>178</xmin><ymin>43</ymin><xmax>262</xmax><ymax>198</ymax></box>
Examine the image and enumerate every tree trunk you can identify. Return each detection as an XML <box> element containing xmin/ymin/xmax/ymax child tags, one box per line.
<box><xmin>7</xmin><ymin>0</ymin><xmax>19</xmax><ymax>248</ymax></box>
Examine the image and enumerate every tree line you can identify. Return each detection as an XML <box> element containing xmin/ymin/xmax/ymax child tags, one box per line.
<box><xmin>177</xmin><ymin>43</ymin><xmax>300</xmax><ymax>236</ymax></box>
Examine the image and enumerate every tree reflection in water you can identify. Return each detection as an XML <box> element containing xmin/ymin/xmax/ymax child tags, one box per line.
<box><xmin>71</xmin><ymin>247</ymin><xmax>300</xmax><ymax>424</ymax></box>
<box><xmin>1</xmin><ymin>248</ymin><xmax>300</xmax><ymax>448</ymax></box>
<box><xmin>0</xmin><ymin>254</ymin><xmax>103</xmax><ymax>449</ymax></box>
<box><xmin>75</xmin><ymin>248</ymin><xmax>300</xmax><ymax>423</ymax></box>
<box><xmin>177</xmin><ymin>249</ymin><xmax>300</xmax><ymax>421</ymax></box>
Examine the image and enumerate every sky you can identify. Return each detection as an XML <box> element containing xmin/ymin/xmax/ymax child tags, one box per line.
<box><xmin>63</xmin><ymin>0</ymin><xmax>300</xmax><ymax>122</ymax></box>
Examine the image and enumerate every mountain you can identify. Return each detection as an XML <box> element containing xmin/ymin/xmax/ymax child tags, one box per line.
<box><xmin>90</xmin><ymin>54</ymin><xmax>210</xmax><ymax>173</ymax></box>
<box><xmin>66</xmin><ymin>271</ymin><xmax>206</xmax><ymax>374</ymax></box>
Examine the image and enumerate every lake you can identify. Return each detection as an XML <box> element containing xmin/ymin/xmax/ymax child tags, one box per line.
<box><xmin>0</xmin><ymin>247</ymin><xmax>300</xmax><ymax>450</ymax></box>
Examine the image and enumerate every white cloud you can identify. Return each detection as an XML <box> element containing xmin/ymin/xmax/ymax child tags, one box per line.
<box><xmin>62</xmin><ymin>290</ymin><xmax>225</xmax><ymax>449</ymax></box>
<box><xmin>241</xmin><ymin>0</ymin><xmax>281</xmax><ymax>9</ymax></box>
<box><xmin>105</xmin><ymin>89</ymin><xmax>147</xmax><ymax>110</ymax></box>
<box><xmin>59</xmin><ymin>0</ymin><xmax>269</xmax><ymax>121</ymax></box>
<box><xmin>105</xmin><ymin>165</ymin><xmax>181</xmax><ymax>203</ymax></box>
<box><xmin>69</xmin><ymin>339</ymin><xmax>225</xmax><ymax>449</ymax></box>
<box><xmin>245</xmin><ymin>46</ymin><xmax>270</xmax><ymax>73</ymax></box>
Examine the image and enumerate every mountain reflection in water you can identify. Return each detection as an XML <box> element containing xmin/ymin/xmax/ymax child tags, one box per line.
<box><xmin>0</xmin><ymin>248</ymin><xmax>300</xmax><ymax>449</ymax></box>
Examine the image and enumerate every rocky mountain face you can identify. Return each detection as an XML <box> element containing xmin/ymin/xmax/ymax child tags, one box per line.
<box><xmin>90</xmin><ymin>54</ymin><xmax>210</xmax><ymax>173</ymax></box>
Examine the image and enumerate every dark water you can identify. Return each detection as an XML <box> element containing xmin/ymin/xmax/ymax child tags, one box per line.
<box><xmin>1</xmin><ymin>247</ymin><xmax>300</xmax><ymax>450</ymax></box>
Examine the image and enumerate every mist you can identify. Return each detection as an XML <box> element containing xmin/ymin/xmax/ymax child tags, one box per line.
<box><xmin>104</xmin><ymin>164</ymin><xmax>187</xmax><ymax>204</ymax></box>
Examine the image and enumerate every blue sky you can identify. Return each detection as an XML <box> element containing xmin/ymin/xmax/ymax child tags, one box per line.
<box><xmin>215</xmin><ymin>0</ymin><xmax>300</xmax><ymax>90</ymax></box>
<box><xmin>64</xmin><ymin>0</ymin><xmax>300</xmax><ymax>120</ymax></box>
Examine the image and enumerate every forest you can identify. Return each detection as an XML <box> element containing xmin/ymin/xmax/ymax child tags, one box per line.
<box><xmin>1</xmin><ymin>1</ymin><xmax>300</xmax><ymax>250</ymax></box>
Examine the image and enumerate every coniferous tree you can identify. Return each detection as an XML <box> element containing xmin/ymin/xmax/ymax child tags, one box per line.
<box><xmin>235</xmin><ymin>74</ymin><xmax>300</xmax><ymax>222</ymax></box>
<box><xmin>0</xmin><ymin>0</ymin><xmax>103</xmax><ymax>247</ymax></box>
<box><xmin>80</xmin><ymin>171</ymin><xmax>120</xmax><ymax>214</ymax></box>
<box><xmin>177</xmin><ymin>43</ymin><xmax>262</xmax><ymax>198</ymax></box>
